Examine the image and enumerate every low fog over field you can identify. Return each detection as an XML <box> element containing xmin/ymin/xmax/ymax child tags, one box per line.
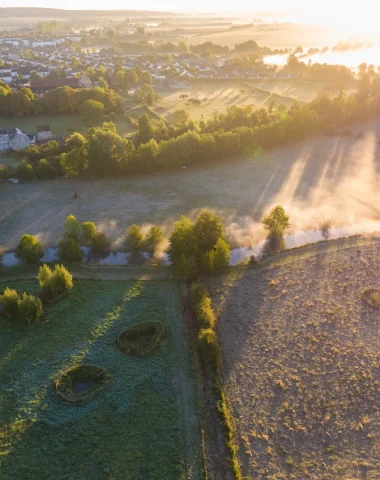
<box><xmin>2</xmin><ymin>120</ymin><xmax>380</xmax><ymax>251</ymax></box>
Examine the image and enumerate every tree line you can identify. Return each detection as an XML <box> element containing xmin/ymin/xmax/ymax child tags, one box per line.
<box><xmin>5</xmin><ymin>66</ymin><xmax>380</xmax><ymax>182</ymax></box>
<box><xmin>0</xmin><ymin>82</ymin><xmax>122</xmax><ymax>117</ymax></box>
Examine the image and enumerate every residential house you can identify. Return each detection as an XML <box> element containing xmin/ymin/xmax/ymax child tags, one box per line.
<box><xmin>0</xmin><ymin>70</ymin><xmax>13</xmax><ymax>83</ymax></box>
<box><xmin>9</xmin><ymin>129</ymin><xmax>31</xmax><ymax>150</ymax></box>
<box><xmin>36</xmin><ymin>125</ymin><xmax>52</xmax><ymax>141</ymax></box>
<box><xmin>0</xmin><ymin>130</ymin><xmax>12</xmax><ymax>152</ymax></box>
<box><xmin>28</xmin><ymin>74</ymin><xmax>92</xmax><ymax>94</ymax></box>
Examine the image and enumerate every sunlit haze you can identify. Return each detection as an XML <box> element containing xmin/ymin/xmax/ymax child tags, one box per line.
<box><xmin>1</xmin><ymin>0</ymin><xmax>378</xmax><ymax>37</ymax></box>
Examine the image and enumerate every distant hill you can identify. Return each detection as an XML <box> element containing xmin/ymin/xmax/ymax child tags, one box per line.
<box><xmin>0</xmin><ymin>7</ymin><xmax>179</xmax><ymax>19</ymax></box>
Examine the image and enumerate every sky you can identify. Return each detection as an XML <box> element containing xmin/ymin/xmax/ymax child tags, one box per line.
<box><xmin>0</xmin><ymin>0</ymin><xmax>378</xmax><ymax>34</ymax></box>
<box><xmin>0</xmin><ymin>0</ymin><xmax>374</xmax><ymax>15</ymax></box>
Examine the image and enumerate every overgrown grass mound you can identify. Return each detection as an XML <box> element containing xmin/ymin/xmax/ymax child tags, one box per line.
<box><xmin>56</xmin><ymin>364</ymin><xmax>112</xmax><ymax>403</ymax></box>
<box><xmin>118</xmin><ymin>321</ymin><xmax>164</xmax><ymax>356</ymax></box>
<box><xmin>362</xmin><ymin>286</ymin><xmax>380</xmax><ymax>308</ymax></box>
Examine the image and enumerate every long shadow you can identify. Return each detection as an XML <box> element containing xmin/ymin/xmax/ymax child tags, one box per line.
<box><xmin>3</xmin><ymin>124</ymin><xmax>380</xmax><ymax>252</ymax></box>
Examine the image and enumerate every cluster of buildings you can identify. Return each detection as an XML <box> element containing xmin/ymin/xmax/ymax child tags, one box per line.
<box><xmin>0</xmin><ymin>125</ymin><xmax>52</xmax><ymax>152</ymax></box>
<box><xmin>0</xmin><ymin>30</ymin><xmax>297</xmax><ymax>92</ymax></box>
<box><xmin>0</xmin><ymin>35</ymin><xmax>82</xmax><ymax>48</ymax></box>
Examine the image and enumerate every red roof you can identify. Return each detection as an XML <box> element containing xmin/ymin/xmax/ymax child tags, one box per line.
<box><xmin>36</xmin><ymin>125</ymin><xmax>51</xmax><ymax>132</ymax></box>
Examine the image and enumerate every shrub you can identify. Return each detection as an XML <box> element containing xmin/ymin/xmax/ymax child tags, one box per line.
<box><xmin>58</xmin><ymin>237</ymin><xmax>83</xmax><ymax>262</ymax></box>
<box><xmin>1</xmin><ymin>164</ymin><xmax>15</xmax><ymax>180</ymax></box>
<box><xmin>16</xmin><ymin>160</ymin><xmax>36</xmax><ymax>182</ymax></box>
<box><xmin>190</xmin><ymin>283</ymin><xmax>208</xmax><ymax>306</ymax></box>
<box><xmin>195</xmin><ymin>296</ymin><xmax>216</xmax><ymax>329</ymax></box>
<box><xmin>81</xmin><ymin>221</ymin><xmax>109</xmax><ymax>251</ymax></box>
<box><xmin>81</xmin><ymin>221</ymin><xmax>97</xmax><ymax>245</ymax></box>
<box><xmin>126</xmin><ymin>224</ymin><xmax>144</xmax><ymax>251</ymax></box>
<box><xmin>0</xmin><ymin>288</ymin><xmax>20</xmax><ymax>317</ymax></box>
<box><xmin>64</xmin><ymin>215</ymin><xmax>81</xmax><ymax>241</ymax></box>
<box><xmin>248</xmin><ymin>255</ymin><xmax>258</xmax><ymax>265</ymax></box>
<box><xmin>91</xmin><ymin>232</ymin><xmax>110</xmax><ymax>251</ymax></box>
<box><xmin>35</xmin><ymin>158</ymin><xmax>59</xmax><ymax>180</ymax></box>
<box><xmin>320</xmin><ymin>219</ymin><xmax>332</xmax><ymax>240</ymax></box>
<box><xmin>79</xmin><ymin>99</ymin><xmax>104</xmax><ymax>121</ymax></box>
<box><xmin>16</xmin><ymin>234</ymin><xmax>44</xmax><ymax>263</ymax></box>
<box><xmin>39</xmin><ymin>264</ymin><xmax>73</xmax><ymax>301</ymax></box>
<box><xmin>176</xmin><ymin>254</ymin><xmax>198</xmax><ymax>279</ymax></box>
<box><xmin>38</xmin><ymin>264</ymin><xmax>52</xmax><ymax>287</ymax></box>
<box><xmin>262</xmin><ymin>205</ymin><xmax>290</xmax><ymax>239</ymax></box>
<box><xmin>212</xmin><ymin>237</ymin><xmax>230</xmax><ymax>269</ymax></box>
<box><xmin>18</xmin><ymin>293</ymin><xmax>43</xmax><ymax>324</ymax></box>
<box><xmin>362</xmin><ymin>287</ymin><xmax>380</xmax><ymax>308</ymax></box>
<box><xmin>144</xmin><ymin>226</ymin><xmax>164</xmax><ymax>253</ymax></box>
<box><xmin>198</xmin><ymin>328</ymin><xmax>221</xmax><ymax>371</ymax></box>
<box><xmin>191</xmin><ymin>282</ymin><xmax>216</xmax><ymax>329</ymax></box>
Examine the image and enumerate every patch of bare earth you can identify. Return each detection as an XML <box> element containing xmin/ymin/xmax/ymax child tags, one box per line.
<box><xmin>208</xmin><ymin>243</ymin><xmax>380</xmax><ymax>479</ymax></box>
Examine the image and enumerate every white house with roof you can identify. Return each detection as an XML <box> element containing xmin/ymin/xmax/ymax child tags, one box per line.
<box><xmin>0</xmin><ymin>130</ymin><xmax>12</xmax><ymax>152</ymax></box>
<box><xmin>0</xmin><ymin>128</ymin><xmax>33</xmax><ymax>152</ymax></box>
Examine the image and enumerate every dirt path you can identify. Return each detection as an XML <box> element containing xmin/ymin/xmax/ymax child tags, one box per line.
<box><xmin>166</xmin><ymin>283</ymin><xmax>203</xmax><ymax>479</ymax></box>
<box><xmin>181</xmin><ymin>283</ymin><xmax>235</xmax><ymax>480</ymax></box>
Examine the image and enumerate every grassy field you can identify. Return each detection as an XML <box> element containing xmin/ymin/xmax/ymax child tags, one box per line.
<box><xmin>185</xmin><ymin>22</ymin><xmax>344</xmax><ymax>48</ymax></box>
<box><xmin>206</xmin><ymin>239</ymin><xmax>380</xmax><ymax>479</ymax></box>
<box><xmin>1</xmin><ymin>118</ymin><xmax>380</xmax><ymax>251</ymax></box>
<box><xmin>157</xmin><ymin>80</ymin><xmax>323</xmax><ymax>122</ymax></box>
<box><xmin>0</xmin><ymin>278</ymin><xmax>202</xmax><ymax>480</ymax></box>
<box><xmin>0</xmin><ymin>115</ymin><xmax>135</xmax><ymax>138</ymax></box>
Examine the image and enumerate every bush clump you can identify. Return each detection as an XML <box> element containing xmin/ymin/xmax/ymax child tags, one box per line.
<box><xmin>38</xmin><ymin>264</ymin><xmax>73</xmax><ymax>301</ymax></box>
<box><xmin>0</xmin><ymin>288</ymin><xmax>20</xmax><ymax>317</ymax></box>
<box><xmin>16</xmin><ymin>234</ymin><xmax>44</xmax><ymax>263</ymax></box>
<box><xmin>190</xmin><ymin>284</ymin><xmax>216</xmax><ymax>329</ymax></box>
<box><xmin>18</xmin><ymin>293</ymin><xmax>43</xmax><ymax>324</ymax></box>
<box><xmin>58</xmin><ymin>237</ymin><xmax>83</xmax><ymax>262</ymax></box>
<box><xmin>169</xmin><ymin>211</ymin><xmax>230</xmax><ymax>279</ymax></box>
<box><xmin>81</xmin><ymin>221</ymin><xmax>110</xmax><ymax>251</ymax></box>
<box><xmin>0</xmin><ymin>288</ymin><xmax>43</xmax><ymax>324</ymax></box>
<box><xmin>125</xmin><ymin>224</ymin><xmax>144</xmax><ymax>251</ymax></box>
<box><xmin>190</xmin><ymin>283</ymin><xmax>221</xmax><ymax>373</ymax></box>
<box><xmin>118</xmin><ymin>321</ymin><xmax>165</xmax><ymax>356</ymax></box>
<box><xmin>198</xmin><ymin>328</ymin><xmax>221</xmax><ymax>371</ymax></box>
<box><xmin>59</xmin><ymin>215</ymin><xmax>110</xmax><ymax>259</ymax></box>
<box><xmin>56</xmin><ymin>364</ymin><xmax>112</xmax><ymax>403</ymax></box>
<box><xmin>362</xmin><ymin>287</ymin><xmax>380</xmax><ymax>308</ymax></box>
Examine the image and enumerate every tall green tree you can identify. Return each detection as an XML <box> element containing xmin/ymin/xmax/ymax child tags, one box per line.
<box><xmin>262</xmin><ymin>205</ymin><xmax>290</xmax><ymax>238</ymax></box>
<box><xmin>16</xmin><ymin>234</ymin><xmax>44</xmax><ymax>263</ymax></box>
<box><xmin>193</xmin><ymin>211</ymin><xmax>225</xmax><ymax>253</ymax></box>
<box><xmin>137</xmin><ymin>114</ymin><xmax>155</xmax><ymax>145</ymax></box>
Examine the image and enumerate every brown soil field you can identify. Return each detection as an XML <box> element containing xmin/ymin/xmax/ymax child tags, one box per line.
<box><xmin>1</xmin><ymin>120</ymin><xmax>380</xmax><ymax>251</ymax></box>
<box><xmin>206</xmin><ymin>239</ymin><xmax>380</xmax><ymax>479</ymax></box>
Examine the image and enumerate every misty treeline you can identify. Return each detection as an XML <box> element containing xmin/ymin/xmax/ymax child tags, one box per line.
<box><xmin>2</xmin><ymin>66</ymin><xmax>380</xmax><ymax>182</ymax></box>
<box><xmin>0</xmin><ymin>82</ymin><xmax>123</xmax><ymax>117</ymax></box>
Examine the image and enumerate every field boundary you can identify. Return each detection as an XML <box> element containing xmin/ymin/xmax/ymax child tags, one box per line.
<box><xmin>181</xmin><ymin>282</ymin><xmax>236</xmax><ymax>480</ymax></box>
